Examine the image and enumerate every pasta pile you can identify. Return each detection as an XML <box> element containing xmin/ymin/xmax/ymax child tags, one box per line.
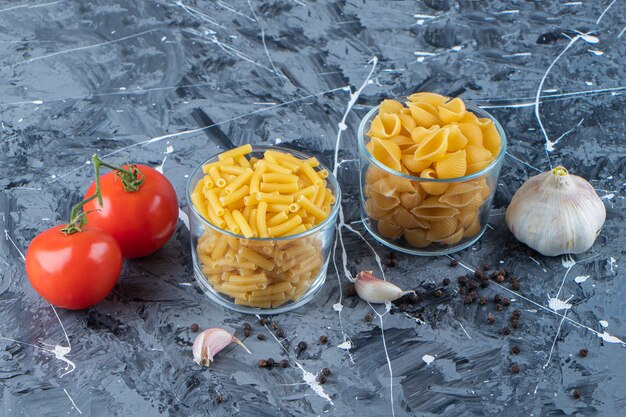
<box><xmin>190</xmin><ymin>144</ymin><xmax>335</xmax><ymax>308</ymax></box>
<box><xmin>363</xmin><ymin>93</ymin><xmax>501</xmax><ymax>248</ymax></box>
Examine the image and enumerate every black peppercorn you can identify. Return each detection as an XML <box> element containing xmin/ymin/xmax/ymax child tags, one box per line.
<box><xmin>346</xmin><ymin>284</ymin><xmax>356</xmax><ymax>297</ymax></box>
<box><xmin>442</xmin><ymin>278</ymin><xmax>451</xmax><ymax>286</ymax></box>
<box><xmin>512</xmin><ymin>309</ymin><xmax>522</xmax><ymax>318</ymax></box>
<box><xmin>573</xmin><ymin>389</ymin><xmax>581</xmax><ymax>399</ymax></box>
<box><xmin>215</xmin><ymin>394</ymin><xmax>224</xmax><ymax>404</ymax></box>
<box><xmin>318</xmin><ymin>375</ymin><xmax>327</xmax><ymax>384</ymax></box>
<box><xmin>319</xmin><ymin>335</ymin><xmax>328</xmax><ymax>344</ymax></box>
<box><xmin>434</xmin><ymin>289</ymin><xmax>443</xmax><ymax>297</ymax></box>
<box><xmin>257</xmin><ymin>334</ymin><xmax>266</xmax><ymax>341</ymax></box>
<box><xmin>474</xmin><ymin>269</ymin><xmax>484</xmax><ymax>279</ymax></box>
<box><xmin>479</xmin><ymin>296</ymin><xmax>487</xmax><ymax>305</ymax></box>
<box><xmin>190</xmin><ymin>323</ymin><xmax>199</xmax><ymax>332</ymax></box>
<box><xmin>242</xmin><ymin>323</ymin><xmax>251</xmax><ymax>331</ymax></box>
<box><xmin>267</xmin><ymin>357</ymin><xmax>275</xmax><ymax>367</ymax></box>
<box><xmin>450</xmin><ymin>259</ymin><xmax>458</xmax><ymax>267</ymax></box>
<box><xmin>579</xmin><ymin>348</ymin><xmax>588</xmax><ymax>357</ymax></box>
<box><xmin>280</xmin><ymin>359</ymin><xmax>289</xmax><ymax>368</ymax></box>
<box><xmin>511</xmin><ymin>345</ymin><xmax>521</xmax><ymax>355</ymax></box>
<box><xmin>511</xmin><ymin>280</ymin><xmax>520</xmax><ymax>291</ymax></box>
<box><xmin>495</xmin><ymin>303</ymin><xmax>503</xmax><ymax>311</ymax></box>
<box><xmin>468</xmin><ymin>280</ymin><xmax>478</xmax><ymax>290</ymax></box>
<box><xmin>487</xmin><ymin>314</ymin><xmax>495</xmax><ymax>324</ymax></box>
<box><xmin>502</xmin><ymin>298</ymin><xmax>510</xmax><ymax>306</ymax></box>
<box><xmin>243</xmin><ymin>328</ymin><xmax>251</xmax><ymax>337</ymax></box>
<box><xmin>322</xmin><ymin>367</ymin><xmax>331</xmax><ymax>377</ymax></box>
<box><xmin>298</xmin><ymin>341</ymin><xmax>307</xmax><ymax>351</ymax></box>
<box><xmin>502</xmin><ymin>326</ymin><xmax>511</xmax><ymax>335</ymax></box>
<box><xmin>480</xmin><ymin>280</ymin><xmax>489</xmax><ymax>288</ymax></box>
<box><xmin>511</xmin><ymin>364</ymin><xmax>520</xmax><ymax>373</ymax></box>
<box><xmin>483</xmin><ymin>263</ymin><xmax>491</xmax><ymax>271</ymax></box>
<box><xmin>364</xmin><ymin>313</ymin><xmax>373</xmax><ymax>322</ymax></box>
<box><xmin>407</xmin><ymin>293</ymin><xmax>419</xmax><ymax>304</ymax></box>
<box><xmin>511</xmin><ymin>318</ymin><xmax>520</xmax><ymax>329</ymax></box>
<box><xmin>494</xmin><ymin>294</ymin><xmax>502</xmax><ymax>303</ymax></box>
<box><xmin>258</xmin><ymin>359</ymin><xmax>268</xmax><ymax>368</ymax></box>
<box><xmin>458</xmin><ymin>276</ymin><xmax>467</xmax><ymax>286</ymax></box>
<box><xmin>276</xmin><ymin>328</ymin><xmax>285</xmax><ymax>338</ymax></box>
<box><xmin>464</xmin><ymin>295</ymin><xmax>473</xmax><ymax>304</ymax></box>
<box><xmin>271</xmin><ymin>320</ymin><xmax>279</xmax><ymax>330</ymax></box>
<box><xmin>258</xmin><ymin>318</ymin><xmax>268</xmax><ymax>326</ymax></box>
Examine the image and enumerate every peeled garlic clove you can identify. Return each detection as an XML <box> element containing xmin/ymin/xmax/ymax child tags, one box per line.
<box><xmin>192</xmin><ymin>328</ymin><xmax>251</xmax><ymax>367</ymax></box>
<box><xmin>505</xmin><ymin>166</ymin><xmax>606</xmax><ymax>257</ymax></box>
<box><xmin>355</xmin><ymin>271</ymin><xmax>414</xmax><ymax>303</ymax></box>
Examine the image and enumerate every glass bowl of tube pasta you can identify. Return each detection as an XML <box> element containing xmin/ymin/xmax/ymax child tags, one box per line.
<box><xmin>187</xmin><ymin>144</ymin><xmax>340</xmax><ymax>313</ymax></box>
<box><xmin>357</xmin><ymin>93</ymin><xmax>507</xmax><ymax>255</ymax></box>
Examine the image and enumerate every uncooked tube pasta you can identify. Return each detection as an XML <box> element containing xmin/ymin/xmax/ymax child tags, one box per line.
<box><xmin>191</xmin><ymin>145</ymin><xmax>335</xmax><ymax>308</ymax></box>
<box><xmin>363</xmin><ymin>93</ymin><xmax>502</xmax><ymax>249</ymax></box>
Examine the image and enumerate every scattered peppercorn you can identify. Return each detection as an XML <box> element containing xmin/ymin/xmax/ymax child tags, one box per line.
<box><xmin>322</xmin><ymin>367</ymin><xmax>331</xmax><ymax>377</ymax></box>
<box><xmin>460</xmin><ymin>286</ymin><xmax>468</xmax><ymax>295</ymax></box>
<box><xmin>257</xmin><ymin>334</ymin><xmax>266</xmax><ymax>341</ymax></box>
<box><xmin>458</xmin><ymin>276</ymin><xmax>467</xmax><ymax>286</ymax></box>
<box><xmin>297</xmin><ymin>341</ymin><xmax>307</xmax><ymax>351</ymax></box>
<box><xmin>346</xmin><ymin>284</ymin><xmax>356</xmax><ymax>297</ymax></box>
<box><xmin>271</xmin><ymin>320</ymin><xmax>279</xmax><ymax>330</ymax></box>
<box><xmin>190</xmin><ymin>323</ymin><xmax>199</xmax><ymax>332</ymax></box>
<box><xmin>487</xmin><ymin>314</ymin><xmax>495</xmax><ymax>324</ymax></box>
<box><xmin>450</xmin><ymin>259</ymin><xmax>458</xmax><ymax>267</ymax></box>
<box><xmin>495</xmin><ymin>303</ymin><xmax>503</xmax><ymax>311</ymax></box>
<box><xmin>267</xmin><ymin>357</ymin><xmax>275</xmax><ymax>368</ymax></box>
<box><xmin>511</xmin><ymin>345</ymin><xmax>521</xmax><ymax>355</ymax></box>
<box><xmin>280</xmin><ymin>359</ymin><xmax>289</xmax><ymax>368</ymax></box>
<box><xmin>511</xmin><ymin>280</ymin><xmax>521</xmax><ymax>291</ymax></box>
<box><xmin>318</xmin><ymin>375</ymin><xmax>327</xmax><ymax>384</ymax></box>
<box><xmin>258</xmin><ymin>359</ymin><xmax>268</xmax><ymax>368</ymax></box>
<box><xmin>573</xmin><ymin>389</ymin><xmax>581</xmax><ymax>399</ymax></box>
<box><xmin>442</xmin><ymin>278</ymin><xmax>451</xmax><ymax>286</ymax></box>
<box><xmin>468</xmin><ymin>280</ymin><xmax>478</xmax><ymax>290</ymax></box>
<box><xmin>434</xmin><ymin>289</ymin><xmax>443</xmax><ymax>297</ymax></box>
<box><xmin>483</xmin><ymin>263</ymin><xmax>491</xmax><ymax>271</ymax></box>
<box><xmin>502</xmin><ymin>326</ymin><xmax>511</xmax><ymax>335</ymax></box>
<box><xmin>496</xmin><ymin>274</ymin><xmax>505</xmax><ymax>283</ymax></box>
<box><xmin>511</xmin><ymin>318</ymin><xmax>520</xmax><ymax>329</ymax></box>
<box><xmin>469</xmin><ymin>289</ymin><xmax>478</xmax><ymax>300</ymax></box>
<box><xmin>319</xmin><ymin>335</ymin><xmax>328</xmax><ymax>344</ymax></box>
<box><xmin>474</xmin><ymin>269</ymin><xmax>484</xmax><ymax>279</ymax></box>
<box><xmin>494</xmin><ymin>294</ymin><xmax>502</xmax><ymax>303</ymax></box>
<box><xmin>464</xmin><ymin>295</ymin><xmax>473</xmax><ymax>304</ymax></box>
<box><xmin>480</xmin><ymin>280</ymin><xmax>489</xmax><ymax>288</ymax></box>
<box><xmin>479</xmin><ymin>296</ymin><xmax>488</xmax><ymax>305</ymax></box>
<box><xmin>364</xmin><ymin>313</ymin><xmax>373</xmax><ymax>322</ymax></box>
<box><xmin>511</xmin><ymin>364</ymin><xmax>520</xmax><ymax>373</ymax></box>
<box><xmin>502</xmin><ymin>297</ymin><xmax>511</xmax><ymax>306</ymax></box>
<box><xmin>215</xmin><ymin>394</ymin><xmax>224</xmax><ymax>404</ymax></box>
<box><xmin>407</xmin><ymin>293</ymin><xmax>419</xmax><ymax>304</ymax></box>
<box><xmin>512</xmin><ymin>309</ymin><xmax>522</xmax><ymax>318</ymax></box>
<box><xmin>579</xmin><ymin>348</ymin><xmax>588</xmax><ymax>358</ymax></box>
<box><xmin>242</xmin><ymin>323</ymin><xmax>251</xmax><ymax>331</ymax></box>
<box><xmin>276</xmin><ymin>328</ymin><xmax>285</xmax><ymax>338</ymax></box>
<box><xmin>258</xmin><ymin>318</ymin><xmax>268</xmax><ymax>326</ymax></box>
<box><xmin>398</xmin><ymin>304</ymin><xmax>408</xmax><ymax>312</ymax></box>
<box><xmin>243</xmin><ymin>328</ymin><xmax>251</xmax><ymax>337</ymax></box>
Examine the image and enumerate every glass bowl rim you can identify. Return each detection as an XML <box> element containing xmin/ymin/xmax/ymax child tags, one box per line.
<box><xmin>357</xmin><ymin>100</ymin><xmax>508</xmax><ymax>183</ymax></box>
<box><xmin>186</xmin><ymin>144</ymin><xmax>342</xmax><ymax>241</ymax></box>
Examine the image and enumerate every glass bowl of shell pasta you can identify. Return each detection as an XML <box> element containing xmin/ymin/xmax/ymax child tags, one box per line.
<box><xmin>187</xmin><ymin>144</ymin><xmax>340</xmax><ymax>314</ymax></box>
<box><xmin>357</xmin><ymin>93</ymin><xmax>507</xmax><ymax>255</ymax></box>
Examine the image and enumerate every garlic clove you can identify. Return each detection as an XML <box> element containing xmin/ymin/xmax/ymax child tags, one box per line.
<box><xmin>505</xmin><ymin>166</ymin><xmax>606</xmax><ymax>257</ymax></box>
<box><xmin>192</xmin><ymin>328</ymin><xmax>251</xmax><ymax>367</ymax></box>
<box><xmin>355</xmin><ymin>271</ymin><xmax>414</xmax><ymax>303</ymax></box>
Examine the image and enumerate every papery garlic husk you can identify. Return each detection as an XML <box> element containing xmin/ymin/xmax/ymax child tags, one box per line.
<box><xmin>505</xmin><ymin>166</ymin><xmax>606</xmax><ymax>257</ymax></box>
<box><xmin>192</xmin><ymin>328</ymin><xmax>251</xmax><ymax>367</ymax></box>
<box><xmin>355</xmin><ymin>271</ymin><xmax>414</xmax><ymax>303</ymax></box>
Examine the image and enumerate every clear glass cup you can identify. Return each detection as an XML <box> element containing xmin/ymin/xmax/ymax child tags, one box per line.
<box><xmin>357</xmin><ymin>103</ymin><xmax>507</xmax><ymax>255</ymax></box>
<box><xmin>186</xmin><ymin>145</ymin><xmax>341</xmax><ymax>314</ymax></box>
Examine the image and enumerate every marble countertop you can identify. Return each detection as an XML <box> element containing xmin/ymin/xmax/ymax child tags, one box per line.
<box><xmin>1</xmin><ymin>1</ymin><xmax>624</xmax><ymax>416</ymax></box>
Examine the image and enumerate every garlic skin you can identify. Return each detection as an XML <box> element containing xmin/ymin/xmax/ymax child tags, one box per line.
<box><xmin>192</xmin><ymin>328</ymin><xmax>251</xmax><ymax>367</ymax></box>
<box><xmin>355</xmin><ymin>271</ymin><xmax>414</xmax><ymax>303</ymax></box>
<box><xmin>505</xmin><ymin>166</ymin><xmax>605</xmax><ymax>257</ymax></box>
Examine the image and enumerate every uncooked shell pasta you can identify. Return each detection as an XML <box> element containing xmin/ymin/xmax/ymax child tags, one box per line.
<box><xmin>363</xmin><ymin>93</ymin><xmax>501</xmax><ymax>249</ymax></box>
<box><xmin>191</xmin><ymin>145</ymin><xmax>335</xmax><ymax>307</ymax></box>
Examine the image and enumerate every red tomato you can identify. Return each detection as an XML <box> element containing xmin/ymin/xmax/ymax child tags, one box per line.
<box><xmin>84</xmin><ymin>164</ymin><xmax>178</xmax><ymax>258</ymax></box>
<box><xmin>25</xmin><ymin>225</ymin><xmax>122</xmax><ymax>310</ymax></box>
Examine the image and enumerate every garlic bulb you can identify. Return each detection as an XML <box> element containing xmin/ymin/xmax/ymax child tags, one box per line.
<box><xmin>192</xmin><ymin>328</ymin><xmax>251</xmax><ymax>367</ymax></box>
<box><xmin>355</xmin><ymin>271</ymin><xmax>414</xmax><ymax>303</ymax></box>
<box><xmin>505</xmin><ymin>166</ymin><xmax>605</xmax><ymax>256</ymax></box>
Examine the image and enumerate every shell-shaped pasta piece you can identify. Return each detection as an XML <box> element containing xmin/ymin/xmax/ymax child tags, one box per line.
<box><xmin>371</xmin><ymin>137</ymin><xmax>402</xmax><ymax>171</ymax></box>
<box><xmin>365</xmin><ymin>198</ymin><xmax>392</xmax><ymax>220</ymax></box>
<box><xmin>459</xmin><ymin>111</ymin><xmax>479</xmax><ymax>124</ymax></box>
<box><xmin>379</xmin><ymin>99</ymin><xmax>405</xmax><ymax>114</ymax></box>
<box><xmin>400</xmin><ymin>187</ymin><xmax>426</xmax><ymax>210</ymax></box>
<box><xmin>446</xmin><ymin>125</ymin><xmax>468</xmax><ymax>152</ymax></box>
<box><xmin>392</xmin><ymin>206</ymin><xmax>429</xmax><ymax>229</ymax></box>
<box><xmin>370</xmin><ymin>174</ymin><xmax>414</xmax><ymax>195</ymax></box>
<box><xmin>435</xmin><ymin>150</ymin><xmax>467</xmax><ymax>179</ymax></box>
<box><xmin>407</xmin><ymin>92</ymin><xmax>448</xmax><ymax>107</ymax></box>
<box><xmin>439</xmin><ymin>182</ymin><xmax>482</xmax><ymax>207</ymax></box>
<box><xmin>365</xmin><ymin>166</ymin><xmax>388</xmax><ymax>184</ymax></box>
<box><xmin>401</xmin><ymin>155</ymin><xmax>431</xmax><ymax>174</ymax></box>
<box><xmin>419</xmin><ymin>168</ymin><xmax>449</xmax><ymax>195</ymax></box>
<box><xmin>465</xmin><ymin>145</ymin><xmax>493</xmax><ymax>165</ymax></box>
<box><xmin>458</xmin><ymin>123</ymin><xmax>483</xmax><ymax>147</ymax></box>
<box><xmin>438</xmin><ymin>98</ymin><xmax>466</xmax><ymax>123</ymax></box>
<box><xmin>482</xmin><ymin>122</ymin><xmax>501</xmax><ymax>156</ymax></box>
<box><xmin>404</xmin><ymin>228</ymin><xmax>431</xmax><ymax>248</ymax></box>
<box><xmin>368</xmin><ymin>113</ymin><xmax>402</xmax><ymax>138</ymax></box>
<box><xmin>410</xmin><ymin>125</ymin><xmax>440</xmax><ymax>145</ymax></box>
<box><xmin>367</xmin><ymin>177</ymin><xmax>397</xmax><ymax>197</ymax></box>
<box><xmin>467</xmin><ymin>160</ymin><xmax>492</xmax><ymax>175</ymax></box>
<box><xmin>370</xmin><ymin>191</ymin><xmax>400</xmax><ymax>211</ymax></box>
<box><xmin>411</xmin><ymin>197</ymin><xmax>459</xmax><ymax>220</ymax></box>
<box><xmin>377</xmin><ymin>219</ymin><xmax>403</xmax><ymax>239</ymax></box>
<box><xmin>426</xmin><ymin>218</ymin><xmax>459</xmax><ymax>241</ymax></box>
<box><xmin>462</xmin><ymin>216</ymin><xmax>481</xmax><ymax>237</ymax></box>
<box><xmin>407</xmin><ymin>102</ymin><xmax>441</xmax><ymax>128</ymax></box>
<box><xmin>458</xmin><ymin>194</ymin><xmax>482</xmax><ymax>227</ymax></box>
<box><xmin>413</xmin><ymin>129</ymin><xmax>449</xmax><ymax>163</ymax></box>
<box><xmin>436</xmin><ymin>227</ymin><xmax>465</xmax><ymax>245</ymax></box>
<box><xmin>391</xmin><ymin>135</ymin><xmax>415</xmax><ymax>149</ymax></box>
<box><xmin>398</xmin><ymin>113</ymin><xmax>417</xmax><ymax>136</ymax></box>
